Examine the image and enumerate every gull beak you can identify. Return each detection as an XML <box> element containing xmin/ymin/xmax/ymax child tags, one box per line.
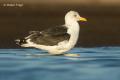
<box><xmin>79</xmin><ymin>17</ymin><xmax>87</xmax><ymax>21</ymax></box>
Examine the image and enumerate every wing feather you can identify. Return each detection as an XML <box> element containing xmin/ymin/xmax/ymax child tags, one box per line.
<box><xmin>27</xmin><ymin>25</ymin><xmax>70</xmax><ymax>46</ymax></box>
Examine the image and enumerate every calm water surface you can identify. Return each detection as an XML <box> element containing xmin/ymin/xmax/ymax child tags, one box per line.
<box><xmin>0</xmin><ymin>47</ymin><xmax>120</xmax><ymax>80</ymax></box>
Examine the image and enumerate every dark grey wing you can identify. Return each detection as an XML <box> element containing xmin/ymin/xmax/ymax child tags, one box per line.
<box><xmin>28</xmin><ymin>25</ymin><xmax>70</xmax><ymax>46</ymax></box>
<box><xmin>41</xmin><ymin>25</ymin><xmax>68</xmax><ymax>36</ymax></box>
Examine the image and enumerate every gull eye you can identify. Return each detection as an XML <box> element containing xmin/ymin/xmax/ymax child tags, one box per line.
<box><xmin>74</xmin><ymin>14</ymin><xmax>77</xmax><ymax>17</ymax></box>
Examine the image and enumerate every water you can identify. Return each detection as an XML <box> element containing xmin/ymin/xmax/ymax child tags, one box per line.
<box><xmin>0</xmin><ymin>47</ymin><xmax>120</xmax><ymax>80</ymax></box>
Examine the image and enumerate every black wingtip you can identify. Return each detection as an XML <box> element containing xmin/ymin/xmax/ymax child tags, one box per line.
<box><xmin>15</xmin><ymin>38</ymin><xmax>27</xmax><ymax>45</ymax></box>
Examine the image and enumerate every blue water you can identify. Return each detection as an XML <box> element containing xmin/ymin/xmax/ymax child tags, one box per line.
<box><xmin>0</xmin><ymin>47</ymin><xmax>120</xmax><ymax>80</ymax></box>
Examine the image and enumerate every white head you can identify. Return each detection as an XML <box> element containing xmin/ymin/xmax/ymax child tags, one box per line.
<box><xmin>65</xmin><ymin>11</ymin><xmax>87</xmax><ymax>25</ymax></box>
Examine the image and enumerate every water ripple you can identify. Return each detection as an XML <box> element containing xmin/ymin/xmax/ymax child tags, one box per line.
<box><xmin>0</xmin><ymin>47</ymin><xmax>120</xmax><ymax>80</ymax></box>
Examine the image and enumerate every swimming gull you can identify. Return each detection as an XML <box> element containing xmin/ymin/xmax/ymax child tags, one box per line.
<box><xmin>15</xmin><ymin>11</ymin><xmax>87</xmax><ymax>56</ymax></box>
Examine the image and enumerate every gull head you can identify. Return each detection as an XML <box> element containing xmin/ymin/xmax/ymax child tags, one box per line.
<box><xmin>65</xmin><ymin>11</ymin><xmax>87</xmax><ymax>24</ymax></box>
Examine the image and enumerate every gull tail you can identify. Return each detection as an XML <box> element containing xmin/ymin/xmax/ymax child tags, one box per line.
<box><xmin>15</xmin><ymin>38</ymin><xmax>27</xmax><ymax>46</ymax></box>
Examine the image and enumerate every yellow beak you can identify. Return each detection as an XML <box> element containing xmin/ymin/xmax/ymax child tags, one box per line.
<box><xmin>80</xmin><ymin>17</ymin><xmax>87</xmax><ymax>21</ymax></box>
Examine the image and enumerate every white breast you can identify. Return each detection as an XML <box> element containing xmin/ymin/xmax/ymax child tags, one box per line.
<box><xmin>66</xmin><ymin>22</ymin><xmax>80</xmax><ymax>50</ymax></box>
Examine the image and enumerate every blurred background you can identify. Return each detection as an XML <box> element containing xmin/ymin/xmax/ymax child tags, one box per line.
<box><xmin>0</xmin><ymin>0</ymin><xmax>120</xmax><ymax>48</ymax></box>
